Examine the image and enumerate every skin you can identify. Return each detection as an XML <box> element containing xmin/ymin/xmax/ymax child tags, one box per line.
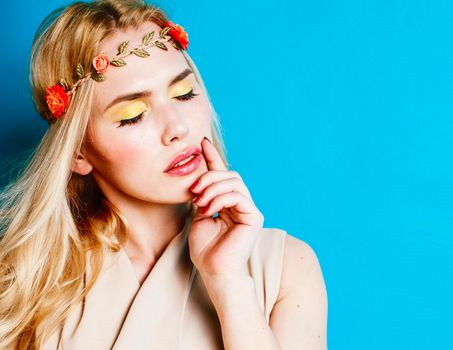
<box><xmin>72</xmin><ymin>21</ymin><xmax>328</xmax><ymax>349</ymax></box>
<box><xmin>72</xmin><ymin>21</ymin><xmax>213</xmax><ymax>281</ymax></box>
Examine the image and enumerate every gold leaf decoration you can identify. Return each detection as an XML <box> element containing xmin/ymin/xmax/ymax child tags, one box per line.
<box><xmin>160</xmin><ymin>26</ymin><xmax>171</xmax><ymax>38</ymax></box>
<box><xmin>110</xmin><ymin>58</ymin><xmax>127</xmax><ymax>67</ymax></box>
<box><xmin>91</xmin><ymin>72</ymin><xmax>105</xmax><ymax>82</ymax></box>
<box><xmin>75</xmin><ymin>64</ymin><xmax>84</xmax><ymax>79</ymax></box>
<box><xmin>59</xmin><ymin>78</ymin><xmax>69</xmax><ymax>91</ymax></box>
<box><xmin>142</xmin><ymin>31</ymin><xmax>155</xmax><ymax>45</ymax></box>
<box><xmin>131</xmin><ymin>48</ymin><xmax>150</xmax><ymax>57</ymax></box>
<box><xmin>154</xmin><ymin>41</ymin><xmax>168</xmax><ymax>51</ymax></box>
<box><xmin>118</xmin><ymin>40</ymin><xmax>130</xmax><ymax>55</ymax></box>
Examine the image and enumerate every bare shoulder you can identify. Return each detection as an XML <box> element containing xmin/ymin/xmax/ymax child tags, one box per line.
<box><xmin>269</xmin><ymin>233</ymin><xmax>328</xmax><ymax>349</ymax></box>
<box><xmin>277</xmin><ymin>234</ymin><xmax>327</xmax><ymax>303</ymax></box>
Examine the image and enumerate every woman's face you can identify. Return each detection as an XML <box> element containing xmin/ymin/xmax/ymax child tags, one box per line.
<box><xmin>80</xmin><ymin>21</ymin><xmax>212</xmax><ymax>205</ymax></box>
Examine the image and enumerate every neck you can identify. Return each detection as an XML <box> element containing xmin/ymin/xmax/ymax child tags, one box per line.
<box><xmin>91</xmin><ymin>173</ymin><xmax>194</xmax><ymax>262</ymax></box>
<box><xmin>120</xmin><ymin>200</ymin><xmax>192</xmax><ymax>261</ymax></box>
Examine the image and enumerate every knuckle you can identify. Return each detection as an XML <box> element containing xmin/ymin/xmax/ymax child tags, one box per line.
<box><xmin>238</xmin><ymin>191</ymin><xmax>247</xmax><ymax>199</ymax></box>
<box><xmin>233</xmin><ymin>177</ymin><xmax>243</xmax><ymax>185</ymax></box>
<box><xmin>257</xmin><ymin>212</ymin><xmax>265</xmax><ymax>225</ymax></box>
<box><xmin>230</xmin><ymin>170</ymin><xmax>241</xmax><ymax>179</ymax></box>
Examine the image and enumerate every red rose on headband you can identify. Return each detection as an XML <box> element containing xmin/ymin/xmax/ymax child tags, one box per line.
<box><xmin>45</xmin><ymin>84</ymin><xmax>69</xmax><ymax>118</ymax></box>
<box><xmin>164</xmin><ymin>21</ymin><xmax>189</xmax><ymax>50</ymax></box>
<box><xmin>93</xmin><ymin>53</ymin><xmax>110</xmax><ymax>74</ymax></box>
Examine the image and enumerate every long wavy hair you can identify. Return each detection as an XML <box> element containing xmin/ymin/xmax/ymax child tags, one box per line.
<box><xmin>0</xmin><ymin>0</ymin><xmax>228</xmax><ymax>348</ymax></box>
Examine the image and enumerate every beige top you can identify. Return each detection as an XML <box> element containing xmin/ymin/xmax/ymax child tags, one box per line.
<box><xmin>43</xmin><ymin>208</ymin><xmax>287</xmax><ymax>349</ymax></box>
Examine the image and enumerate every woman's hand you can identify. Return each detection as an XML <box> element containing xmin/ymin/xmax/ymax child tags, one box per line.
<box><xmin>187</xmin><ymin>137</ymin><xmax>264</xmax><ymax>281</ymax></box>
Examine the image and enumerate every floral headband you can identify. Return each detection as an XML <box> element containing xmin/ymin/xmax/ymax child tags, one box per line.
<box><xmin>44</xmin><ymin>21</ymin><xmax>189</xmax><ymax>120</ymax></box>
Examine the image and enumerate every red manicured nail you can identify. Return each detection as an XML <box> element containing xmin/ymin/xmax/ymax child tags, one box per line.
<box><xmin>193</xmin><ymin>195</ymin><xmax>203</xmax><ymax>204</ymax></box>
<box><xmin>190</xmin><ymin>179</ymin><xmax>200</xmax><ymax>191</ymax></box>
<box><xmin>203</xmin><ymin>136</ymin><xmax>212</xmax><ymax>144</ymax></box>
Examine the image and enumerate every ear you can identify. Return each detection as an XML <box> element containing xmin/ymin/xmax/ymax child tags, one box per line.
<box><xmin>71</xmin><ymin>151</ymin><xmax>93</xmax><ymax>175</ymax></box>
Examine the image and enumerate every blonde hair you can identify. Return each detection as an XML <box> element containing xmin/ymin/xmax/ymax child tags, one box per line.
<box><xmin>0</xmin><ymin>0</ymin><xmax>228</xmax><ymax>348</ymax></box>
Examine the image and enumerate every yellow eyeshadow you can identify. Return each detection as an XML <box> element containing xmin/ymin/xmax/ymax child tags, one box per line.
<box><xmin>170</xmin><ymin>74</ymin><xmax>198</xmax><ymax>95</ymax></box>
<box><xmin>104</xmin><ymin>77</ymin><xmax>197</xmax><ymax>119</ymax></box>
<box><xmin>107</xmin><ymin>100</ymin><xmax>149</xmax><ymax>120</ymax></box>
<box><xmin>170</xmin><ymin>81</ymin><xmax>193</xmax><ymax>97</ymax></box>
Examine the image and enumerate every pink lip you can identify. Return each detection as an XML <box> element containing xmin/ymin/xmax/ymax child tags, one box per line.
<box><xmin>165</xmin><ymin>153</ymin><xmax>203</xmax><ymax>176</ymax></box>
<box><xmin>164</xmin><ymin>145</ymin><xmax>202</xmax><ymax>172</ymax></box>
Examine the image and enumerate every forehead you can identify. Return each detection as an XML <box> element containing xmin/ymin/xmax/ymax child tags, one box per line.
<box><xmin>92</xmin><ymin>21</ymin><xmax>190</xmax><ymax>113</ymax></box>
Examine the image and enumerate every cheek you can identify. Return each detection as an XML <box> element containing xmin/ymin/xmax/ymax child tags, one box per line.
<box><xmin>108</xmin><ymin>139</ymin><xmax>142</xmax><ymax>163</ymax></box>
<box><xmin>87</xmin><ymin>126</ymin><xmax>154</xmax><ymax>170</ymax></box>
<box><xmin>191</xmin><ymin>95</ymin><xmax>213</xmax><ymax>125</ymax></box>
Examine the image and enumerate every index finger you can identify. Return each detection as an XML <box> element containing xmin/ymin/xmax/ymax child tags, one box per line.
<box><xmin>202</xmin><ymin>137</ymin><xmax>227</xmax><ymax>171</ymax></box>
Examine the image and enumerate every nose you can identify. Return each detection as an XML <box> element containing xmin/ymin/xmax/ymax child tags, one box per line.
<box><xmin>159</xmin><ymin>104</ymin><xmax>189</xmax><ymax>145</ymax></box>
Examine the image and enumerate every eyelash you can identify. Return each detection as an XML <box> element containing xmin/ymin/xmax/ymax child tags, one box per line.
<box><xmin>118</xmin><ymin>89</ymin><xmax>199</xmax><ymax>128</ymax></box>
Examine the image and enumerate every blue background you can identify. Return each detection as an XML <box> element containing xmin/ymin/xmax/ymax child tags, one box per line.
<box><xmin>1</xmin><ymin>0</ymin><xmax>452</xmax><ymax>349</ymax></box>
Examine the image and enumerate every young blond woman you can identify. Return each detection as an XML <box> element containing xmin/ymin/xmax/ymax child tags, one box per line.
<box><xmin>0</xmin><ymin>0</ymin><xmax>328</xmax><ymax>348</ymax></box>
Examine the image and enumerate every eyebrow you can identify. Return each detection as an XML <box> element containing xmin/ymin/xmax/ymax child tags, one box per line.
<box><xmin>102</xmin><ymin>68</ymin><xmax>194</xmax><ymax>113</ymax></box>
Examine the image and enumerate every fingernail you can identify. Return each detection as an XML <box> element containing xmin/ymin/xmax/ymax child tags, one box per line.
<box><xmin>203</xmin><ymin>136</ymin><xmax>212</xmax><ymax>144</ymax></box>
<box><xmin>190</xmin><ymin>179</ymin><xmax>200</xmax><ymax>191</ymax></box>
<box><xmin>193</xmin><ymin>195</ymin><xmax>203</xmax><ymax>204</ymax></box>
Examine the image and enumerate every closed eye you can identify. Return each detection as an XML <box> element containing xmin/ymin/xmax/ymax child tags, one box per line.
<box><xmin>117</xmin><ymin>89</ymin><xmax>199</xmax><ymax>128</ymax></box>
<box><xmin>173</xmin><ymin>88</ymin><xmax>199</xmax><ymax>101</ymax></box>
<box><xmin>118</xmin><ymin>112</ymin><xmax>145</xmax><ymax>128</ymax></box>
